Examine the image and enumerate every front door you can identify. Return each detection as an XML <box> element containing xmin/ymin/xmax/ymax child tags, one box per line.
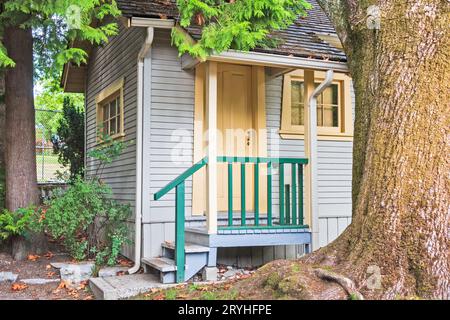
<box><xmin>217</xmin><ymin>63</ymin><xmax>256</xmax><ymax>212</ymax></box>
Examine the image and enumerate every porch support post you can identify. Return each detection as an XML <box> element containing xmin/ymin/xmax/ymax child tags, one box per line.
<box><xmin>206</xmin><ymin>61</ymin><xmax>218</xmax><ymax>234</ymax></box>
<box><xmin>303</xmin><ymin>70</ymin><xmax>317</xmax><ymax>250</ymax></box>
<box><xmin>305</xmin><ymin>69</ymin><xmax>334</xmax><ymax>251</ymax></box>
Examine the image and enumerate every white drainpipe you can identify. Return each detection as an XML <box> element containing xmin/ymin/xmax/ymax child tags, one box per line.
<box><xmin>129</xmin><ymin>27</ymin><xmax>154</xmax><ymax>274</ymax></box>
<box><xmin>309</xmin><ymin>69</ymin><xmax>334</xmax><ymax>250</ymax></box>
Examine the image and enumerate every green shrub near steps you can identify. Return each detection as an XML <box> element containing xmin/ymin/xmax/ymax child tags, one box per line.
<box><xmin>43</xmin><ymin>176</ymin><xmax>131</xmax><ymax>266</ymax></box>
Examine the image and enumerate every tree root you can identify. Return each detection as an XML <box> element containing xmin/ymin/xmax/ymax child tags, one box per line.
<box><xmin>314</xmin><ymin>268</ymin><xmax>364</xmax><ymax>300</ymax></box>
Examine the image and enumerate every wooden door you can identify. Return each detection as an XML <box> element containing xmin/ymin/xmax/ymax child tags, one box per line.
<box><xmin>217</xmin><ymin>64</ymin><xmax>256</xmax><ymax>211</ymax></box>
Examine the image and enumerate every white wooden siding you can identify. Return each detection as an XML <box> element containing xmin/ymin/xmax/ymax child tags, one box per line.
<box><xmin>85</xmin><ymin>26</ymin><xmax>146</xmax><ymax>258</ymax></box>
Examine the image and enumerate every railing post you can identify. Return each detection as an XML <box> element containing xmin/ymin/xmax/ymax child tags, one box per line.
<box><xmin>241</xmin><ymin>163</ymin><xmax>246</xmax><ymax>226</ymax></box>
<box><xmin>291</xmin><ymin>164</ymin><xmax>297</xmax><ymax>225</ymax></box>
<box><xmin>279</xmin><ymin>163</ymin><xmax>285</xmax><ymax>225</ymax></box>
<box><xmin>175</xmin><ymin>182</ymin><xmax>185</xmax><ymax>283</ymax></box>
<box><xmin>254</xmin><ymin>162</ymin><xmax>259</xmax><ymax>226</ymax></box>
<box><xmin>299</xmin><ymin>164</ymin><xmax>304</xmax><ymax>226</ymax></box>
<box><xmin>267</xmin><ymin>161</ymin><xmax>272</xmax><ymax>226</ymax></box>
<box><xmin>228</xmin><ymin>162</ymin><xmax>233</xmax><ymax>227</ymax></box>
<box><xmin>285</xmin><ymin>184</ymin><xmax>291</xmax><ymax>225</ymax></box>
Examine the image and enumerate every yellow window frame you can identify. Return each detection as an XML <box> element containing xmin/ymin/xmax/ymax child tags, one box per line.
<box><xmin>95</xmin><ymin>78</ymin><xmax>125</xmax><ymax>142</ymax></box>
<box><xmin>280</xmin><ymin>70</ymin><xmax>353</xmax><ymax>141</ymax></box>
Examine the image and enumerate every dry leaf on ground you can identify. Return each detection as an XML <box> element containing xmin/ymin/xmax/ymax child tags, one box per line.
<box><xmin>27</xmin><ymin>254</ymin><xmax>40</xmax><ymax>261</ymax></box>
<box><xmin>11</xmin><ymin>283</ymin><xmax>28</xmax><ymax>291</ymax></box>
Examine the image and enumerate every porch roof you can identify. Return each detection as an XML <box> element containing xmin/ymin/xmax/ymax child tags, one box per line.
<box><xmin>117</xmin><ymin>0</ymin><xmax>347</xmax><ymax>63</ymax></box>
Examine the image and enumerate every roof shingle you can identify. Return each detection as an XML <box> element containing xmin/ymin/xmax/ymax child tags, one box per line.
<box><xmin>116</xmin><ymin>0</ymin><xmax>347</xmax><ymax>62</ymax></box>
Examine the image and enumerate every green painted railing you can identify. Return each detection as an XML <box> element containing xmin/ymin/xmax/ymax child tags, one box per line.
<box><xmin>153</xmin><ymin>156</ymin><xmax>309</xmax><ymax>283</ymax></box>
<box><xmin>154</xmin><ymin>157</ymin><xmax>208</xmax><ymax>283</ymax></box>
<box><xmin>217</xmin><ymin>157</ymin><xmax>309</xmax><ymax>230</ymax></box>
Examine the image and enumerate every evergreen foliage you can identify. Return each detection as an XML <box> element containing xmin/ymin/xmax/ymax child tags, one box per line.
<box><xmin>172</xmin><ymin>0</ymin><xmax>312</xmax><ymax>59</ymax></box>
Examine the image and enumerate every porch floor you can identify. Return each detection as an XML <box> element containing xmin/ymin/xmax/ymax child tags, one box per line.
<box><xmin>185</xmin><ymin>226</ymin><xmax>312</xmax><ymax>248</ymax></box>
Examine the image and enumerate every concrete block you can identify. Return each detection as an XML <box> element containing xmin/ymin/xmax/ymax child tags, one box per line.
<box><xmin>202</xmin><ymin>267</ymin><xmax>218</xmax><ymax>282</ymax></box>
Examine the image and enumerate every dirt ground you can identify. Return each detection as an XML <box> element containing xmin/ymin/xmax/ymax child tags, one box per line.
<box><xmin>135</xmin><ymin>260</ymin><xmax>350</xmax><ymax>300</ymax></box>
<box><xmin>0</xmin><ymin>249</ymin><xmax>93</xmax><ymax>300</ymax></box>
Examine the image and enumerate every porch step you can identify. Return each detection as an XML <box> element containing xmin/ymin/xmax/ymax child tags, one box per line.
<box><xmin>161</xmin><ymin>241</ymin><xmax>209</xmax><ymax>253</ymax></box>
<box><xmin>142</xmin><ymin>242</ymin><xmax>210</xmax><ymax>284</ymax></box>
<box><xmin>141</xmin><ymin>257</ymin><xmax>177</xmax><ymax>272</ymax></box>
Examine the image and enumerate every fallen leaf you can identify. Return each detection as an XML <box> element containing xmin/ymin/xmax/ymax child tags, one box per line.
<box><xmin>27</xmin><ymin>254</ymin><xmax>40</xmax><ymax>261</ymax></box>
<box><xmin>11</xmin><ymin>283</ymin><xmax>28</xmax><ymax>291</ymax></box>
<box><xmin>68</xmin><ymin>289</ymin><xmax>79</xmax><ymax>298</ymax></box>
<box><xmin>46</xmin><ymin>264</ymin><xmax>52</xmax><ymax>270</ymax></box>
<box><xmin>118</xmin><ymin>258</ymin><xmax>133</xmax><ymax>267</ymax></box>
<box><xmin>154</xmin><ymin>293</ymin><xmax>165</xmax><ymax>300</ymax></box>
<box><xmin>77</xmin><ymin>281</ymin><xmax>88</xmax><ymax>290</ymax></box>
<box><xmin>44</xmin><ymin>252</ymin><xmax>54</xmax><ymax>259</ymax></box>
<box><xmin>83</xmin><ymin>295</ymin><xmax>94</xmax><ymax>300</ymax></box>
<box><xmin>46</xmin><ymin>271</ymin><xmax>56</xmax><ymax>278</ymax></box>
<box><xmin>54</xmin><ymin>280</ymin><xmax>69</xmax><ymax>292</ymax></box>
<box><xmin>117</xmin><ymin>271</ymin><xmax>126</xmax><ymax>276</ymax></box>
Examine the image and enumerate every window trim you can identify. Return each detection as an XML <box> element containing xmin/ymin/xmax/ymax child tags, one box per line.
<box><xmin>280</xmin><ymin>70</ymin><xmax>353</xmax><ymax>141</ymax></box>
<box><xmin>95</xmin><ymin>78</ymin><xmax>125</xmax><ymax>142</ymax></box>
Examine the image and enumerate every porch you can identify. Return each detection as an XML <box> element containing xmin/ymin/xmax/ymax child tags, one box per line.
<box><xmin>145</xmin><ymin>58</ymin><xmax>344</xmax><ymax>284</ymax></box>
<box><xmin>148</xmin><ymin>155</ymin><xmax>311</xmax><ymax>283</ymax></box>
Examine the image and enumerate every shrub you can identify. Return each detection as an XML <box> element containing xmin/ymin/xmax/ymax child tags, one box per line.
<box><xmin>0</xmin><ymin>206</ymin><xmax>43</xmax><ymax>241</ymax></box>
<box><xmin>43</xmin><ymin>134</ymin><xmax>131</xmax><ymax>265</ymax></box>
<box><xmin>53</xmin><ymin>96</ymin><xmax>85</xmax><ymax>180</ymax></box>
<box><xmin>43</xmin><ymin>177</ymin><xmax>131</xmax><ymax>265</ymax></box>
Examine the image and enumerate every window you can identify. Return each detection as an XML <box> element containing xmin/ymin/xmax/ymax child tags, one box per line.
<box><xmin>100</xmin><ymin>95</ymin><xmax>121</xmax><ymax>136</ymax></box>
<box><xmin>95</xmin><ymin>78</ymin><xmax>125</xmax><ymax>141</ymax></box>
<box><xmin>281</xmin><ymin>70</ymin><xmax>353</xmax><ymax>140</ymax></box>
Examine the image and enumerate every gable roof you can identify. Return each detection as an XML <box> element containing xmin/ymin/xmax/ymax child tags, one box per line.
<box><xmin>116</xmin><ymin>0</ymin><xmax>346</xmax><ymax>62</ymax></box>
<box><xmin>63</xmin><ymin>1</ymin><xmax>347</xmax><ymax>92</ymax></box>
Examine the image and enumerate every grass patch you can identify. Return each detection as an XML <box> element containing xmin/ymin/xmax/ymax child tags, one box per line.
<box><xmin>134</xmin><ymin>282</ymin><xmax>242</xmax><ymax>300</ymax></box>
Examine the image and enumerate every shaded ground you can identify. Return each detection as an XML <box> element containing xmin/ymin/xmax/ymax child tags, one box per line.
<box><xmin>0</xmin><ymin>249</ymin><xmax>93</xmax><ymax>300</ymax></box>
<box><xmin>134</xmin><ymin>260</ymin><xmax>351</xmax><ymax>300</ymax></box>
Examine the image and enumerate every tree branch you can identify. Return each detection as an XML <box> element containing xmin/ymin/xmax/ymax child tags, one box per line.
<box><xmin>315</xmin><ymin>0</ymin><xmax>353</xmax><ymax>51</ymax></box>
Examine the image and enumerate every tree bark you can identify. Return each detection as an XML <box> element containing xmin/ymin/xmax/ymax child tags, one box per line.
<box><xmin>310</xmin><ymin>0</ymin><xmax>450</xmax><ymax>299</ymax></box>
<box><xmin>4</xmin><ymin>26</ymin><xmax>42</xmax><ymax>259</ymax></box>
<box><xmin>0</xmin><ymin>70</ymin><xmax>5</xmax><ymax>209</ymax></box>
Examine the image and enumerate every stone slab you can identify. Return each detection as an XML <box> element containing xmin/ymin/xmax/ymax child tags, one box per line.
<box><xmin>0</xmin><ymin>272</ymin><xmax>18</xmax><ymax>283</ymax></box>
<box><xmin>89</xmin><ymin>273</ymin><xmax>177</xmax><ymax>300</ymax></box>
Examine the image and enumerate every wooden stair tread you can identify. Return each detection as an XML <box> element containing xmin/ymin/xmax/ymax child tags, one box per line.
<box><xmin>162</xmin><ymin>241</ymin><xmax>210</xmax><ymax>253</ymax></box>
<box><xmin>141</xmin><ymin>257</ymin><xmax>177</xmax><ymax>272</ymax></box>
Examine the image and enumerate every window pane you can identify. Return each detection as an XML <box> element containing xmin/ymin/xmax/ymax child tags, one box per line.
<box><xmin>317</xmin><ymin>105</ymin><xmax>323</xmax><ymax>126</ymax></box>
<box><xmin>314</xmin><ymin>83</ymin><xmax>339</xmax><ymax>128</ymax></box>
<box><xmin>291</xmin><ymin>81</ymin><xmax>304</xmax><ymax>125</ymax></box>
<box><xmin>109</xmin><ymin>99</ymin><xmax>116</xmax><ymax>118</ymax></box>
<box><xmin>322</xmin><ymin>105</ymin><xmax>334</xmax><ymax>127</ymax></box>
<box><xmin>103</xmin><ymin>120</ymin><xmax>109</xmax><ymax>135</ymax></box>
<box><xmin>103</xmin><ymin>104</ymin><xmax>109</xmax><ymax>121</ymax></box>
<box><xmin>110</xmin><ymin>118</ymin><xmax>116</xmax><ymax>135</ymax></box>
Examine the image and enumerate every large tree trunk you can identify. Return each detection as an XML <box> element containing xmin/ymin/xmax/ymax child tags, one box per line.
<box><xmin>4</xmin><ymin>26</ymin><xmax>43</xmax><ymax>260</ymax></box>
<box><xmin>0</xmin><ymin>70</ymin><xmax>5</xmax><ymax>210</ymax></box>
<box><xmin>309</xmin><ymin>0</ymin><xmax>450</xmax><ymax>299</ymax></box>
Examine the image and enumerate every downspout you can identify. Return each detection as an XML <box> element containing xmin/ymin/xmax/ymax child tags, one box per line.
<box><xmin>129</xmin><ymin>27</ymin><xmax>154</xmax><ymax>274</ymax></box>
<box><xmin>308</xmin><ymin>69</ymin><xmax>334</xmax><ymax>250</ymax></box>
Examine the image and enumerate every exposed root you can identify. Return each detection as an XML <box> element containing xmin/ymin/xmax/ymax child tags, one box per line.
<box><xmin>314</xmin><ymin>268</ymin><xmax>364</xmax><ymax>300</ymax></box>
